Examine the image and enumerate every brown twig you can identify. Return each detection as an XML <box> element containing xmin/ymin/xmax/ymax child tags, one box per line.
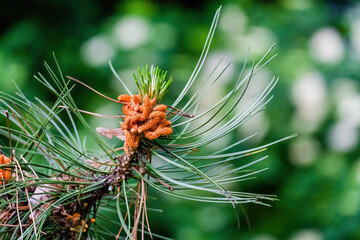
<box><xmin>166</xmin><ymin>105</ymin><xmax>194</xmax><ymax>118</ymax></box>
<box><xmin>4</xmin><ymin>111</ymin><xmax>12</xmax><ymax>158</ymax></box>
<box><xmin>66</xmin><ymin>76</ymin><xmax>120</xmax><ymax>103</ymax></box>
<box><xmin>14</xmin><ymin>165</ymin><xmax>23</xmax><ymax>238</ymax></box>
<box><xmin>0</xmin><ymin>223</ymin><xmax>30</xmax><ymax>227</ymax></box>
<box><xmin>152</xmin><ymin>177</ymin><xmax>174</xmax><ymax>191</ymax></box>
<box><xmin>132</xmin><ymin>182</ymin><xmax>141</xmax><ymax>239</ymax></box>
<box><xmin>143</xmin><ymin>181</ymin><xmax>152</xmax><ymax>239</ymax></box>
<box><xmin>115</xmin><ymin>210</ymin><xmax>129</xmax><ymax>239</ymax></box>
<box><xmin>58</xmin><ymin>106</ymin><xmax>124</xmax><ymax>118</ymax></box>
<box><xmin>144</xmin><ymin>149</ymin><xmax>153</xmax><ymax>239</ymax></box>
<box><xmin>12</xmin><ymin>154</ymin><xmax>38</xmax><ymax>236</ymax></box>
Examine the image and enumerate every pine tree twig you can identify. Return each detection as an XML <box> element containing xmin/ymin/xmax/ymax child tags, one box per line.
<box><xmin>166</xmin><ymin>105</ymin><xmax>194</xmax><ymax>118</ymax></box>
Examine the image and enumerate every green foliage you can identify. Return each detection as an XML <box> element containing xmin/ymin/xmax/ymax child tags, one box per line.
<box><xmin>133</xmin><ymin>65</ymin><xmax>173</xmax><ymax>101</ymax></box>
<box><xmin>1</xmin><ymin>1</ymin><xmax>359</xmax><ymax>240</ymax></box>
<box><xmin>0</xmin><ymin>7</ymin><xmax>294</xmax><ymax>239</ymax></box>
<box><xmin>0</xmin><ymin>6</ymin><xmax>299</xmax><ymax>239</ymax></box>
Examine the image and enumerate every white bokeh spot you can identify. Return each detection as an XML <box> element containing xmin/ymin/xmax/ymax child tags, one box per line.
<box><xmin>220</xmin><ymin>4</ymin><xmax>247</xmax><ymax>34</ymax></box>
<box><xmin>332</xmin><ymin>78</ymin><xmax>360</xmax><ymax>127</ymax></box>
<box><xmin>114</xmin><ymin>16</ymin><xmax>150</xmax><ymax>49</ymax></box>
<box><xmin>290</xmin><ymin>229</ymin><xmax>323</xmax><ymax>240</ymax></box>
<box><xmin>309</xmin><ymin>27</ymin><xmax>344</xmax><ymax>64</ymax></box>
<box><xmin>290</xmin><ymin>137</ymin><xmax>320</xmax><ymax>167</ymax></box>
<box><xmin>327</xmin><ymin>121</ymin><xmax>359</xmax><ymax>152</ymax></box>
<box><xmin>291</xmin><ymin>72</ymin><xmax>327</xmax><ymax>133</ymax></box>
<box><xmin>81</xmin><ymin>35</ymin><xmax>114</xmax><ymax>66</ymax></box>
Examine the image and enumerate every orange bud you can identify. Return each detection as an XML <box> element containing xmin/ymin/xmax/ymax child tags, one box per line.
<box><xmin>118</xmin><ymin>94</ymin><xmax>132</xmax><ymax>103</ymax></box>
<box><xmin>0</xmin><ymin>154</ymin><xmax>12</xmax><ymax>185</ymax></box>
<box><xmin>153</xmin><ymin>104</ymin><xmax>167</xmax><ymax>112</ymax></box>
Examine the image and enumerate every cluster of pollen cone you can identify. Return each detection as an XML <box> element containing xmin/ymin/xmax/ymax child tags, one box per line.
<box><xmin>0</xmin><ymin>154</ymin><xmax>11</xmax><ymax>185</ymax></box>
<box><xmin>118</xmin><ymin>94</ymin><xmax>173</xmax><ymax>155</ymax></box>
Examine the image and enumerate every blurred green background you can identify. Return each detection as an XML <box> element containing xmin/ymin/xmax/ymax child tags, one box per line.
<box><xmin>1</xmin><ymin>0</ymin><xmax>360</xmax><ymax>239</ymax></box>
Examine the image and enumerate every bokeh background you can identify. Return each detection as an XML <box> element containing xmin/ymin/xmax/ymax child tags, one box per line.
<box><xmin>1</xmin><ymin>0</ymin><xmax>360</xmax><ymax>239</ymax></box>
